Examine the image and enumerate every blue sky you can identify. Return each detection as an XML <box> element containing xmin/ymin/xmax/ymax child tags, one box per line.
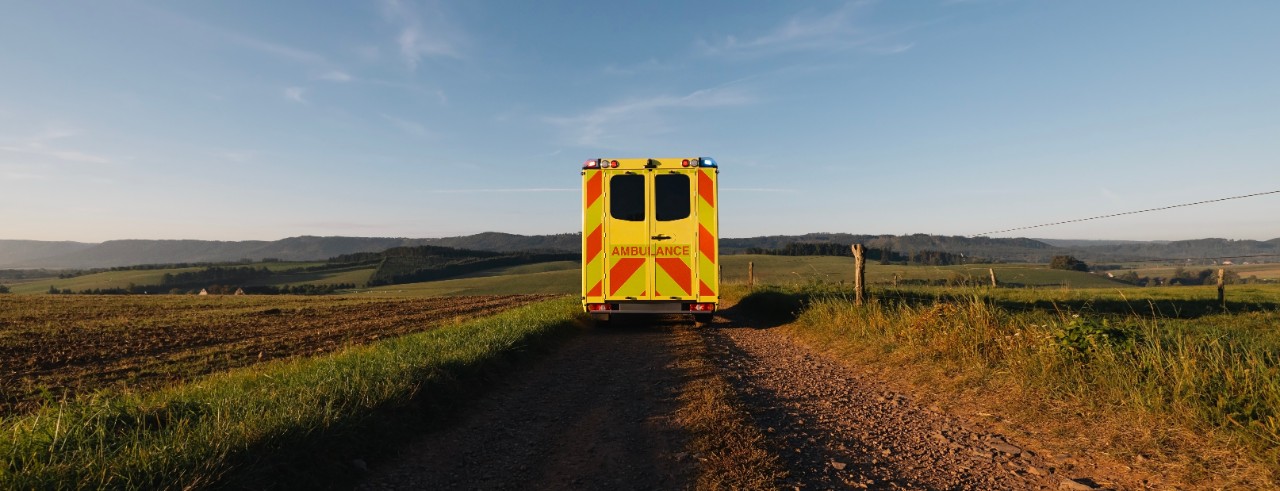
<box><xmin>2</xmin><ymin>1</ymin><xmax>1277</xmax><ymax>242</ymax></box>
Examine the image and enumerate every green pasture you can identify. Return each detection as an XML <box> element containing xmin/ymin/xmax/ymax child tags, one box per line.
<box><xmin>5</xmin><ymin>262</ymin><xmax>365</xmax><ymax>294</ymax></box>
<box><xmin>719</xmin><ymin>255</ymin><xmax>1129</xmax><ymax>289</ymax></box>
<box><xmin>364</xmin><ymin>268</ymin><xmax>580</xmax><ymax>296</ymax></box>
<box><xmin>1115</xmin><ymin>262</ymin><xmax>1280</xmax><ymax>280</ymax></box>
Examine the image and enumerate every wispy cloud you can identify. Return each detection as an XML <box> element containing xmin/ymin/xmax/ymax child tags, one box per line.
<box><xmin>142</xmin><ymin>5</ymin><xmax>331</xmax><ymax>67</ymax></box>
<box><xmin>318</xmin><ymin>70</ymin><xmax>353</xmax><ymax>82</ymax></box>
<box><xmin>722</xmin><ymin>188</ymin><xmax>798</xmax><ymax>192</ymax></box>
<box><xmin>380</xmin><ymin>0</ymin><xmax>466</xmax><ymax>69</ymax></box>
<box><xmin>602</xmin><ymin>58</ymin><xmax>676</xmax><ymax>76</ymax></box>
<box><xmin>0</xmin><ymin>127</ymin><xmax>111</xmax><ymax>165</ymax></box>
<box><xmin>284</xmin><ymin>87</ymin><xmax>308</xmax><ymax>103</ymax></box>
<box><xmin>381</xmin><ymin>113</ymin><xmax>431</xmax><ymax>137</ymax></box>
<box><xmin>545</xmin><ymin>85</ymin><xmax>756</xmax><ymax>148</ymax></box>
<box><xmin>699</xmin><ymin>1</ymin><xmax>912</xmax><ymax>57</ymax></box>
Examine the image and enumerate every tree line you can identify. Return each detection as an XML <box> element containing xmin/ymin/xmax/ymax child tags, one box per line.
<box><xmin>742</xmin><ymin>242</ymin><xmax>982</xmax><ymax>266</ymax></box>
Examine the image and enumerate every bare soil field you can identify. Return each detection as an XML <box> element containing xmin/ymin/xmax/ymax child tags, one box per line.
<box><xmin>0</xmin><ymin>294</ymin><xmax>549</xmax><ymax>414</ymax></box>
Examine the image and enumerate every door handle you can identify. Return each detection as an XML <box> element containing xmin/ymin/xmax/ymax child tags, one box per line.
<box><xmin>651</xmin><ymin>234</ymin><xmax>671</xmax><ymax>241</ymax></box>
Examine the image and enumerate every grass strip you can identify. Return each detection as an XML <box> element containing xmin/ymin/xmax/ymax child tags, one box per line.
<box><xmin>671</xmin><ymin>315</ymin><xmax>786</xmax><ymax>490</ymax></box>
<box><xmin>1</xmin><ymin>296</ymin><xmax>583</xmax><ymax>489</ymax></box>
<box><xmin>774</xmin><ymin>285</ymin><xmax>1278</xmax><ymax>488</ymax></box>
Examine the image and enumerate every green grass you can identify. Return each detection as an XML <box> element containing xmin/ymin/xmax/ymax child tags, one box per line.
<box><xmin>7</xmin><ymin>262</ymin><xmax>368</xmax><ymax>294</ymax></box>
<box><xmin>767</xmin><ymin>284</ymin><xmax>1280</xmax><ymax>486</ymax></box>
<box><xmin>364</xmin><ymin>267</ymin><xmax>579</xmax><ymax>296</ymax></box>
<box><xmin>720</xmin><ymin>254</ymin><xmax>1131</xmax><ymax>288</ymax></box>
<box><xmin>1117</xmin><ymin>263</ymin><xmax>1280</xmax><ymax>281</ymax></box>
<box><xmin>0</xmin><ymin>297</ymin><xmax>583</xmax><ymax>489</ymax></box>
<box><xmin>7</xmin><ymin>267</ymin><xmax>207</xmax><ymax>294</ymax></box>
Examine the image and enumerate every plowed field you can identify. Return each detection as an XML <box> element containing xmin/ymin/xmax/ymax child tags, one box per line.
<box><xmin>0</xmin><ymin>294</ymin><xmax>550</xmax><ymax>414</ymax></box>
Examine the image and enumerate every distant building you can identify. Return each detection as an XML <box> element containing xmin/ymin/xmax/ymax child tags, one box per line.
<box><xmin>198</xmin><ymin>289</ymin><xmax>209</xmax><ymax>296</ymax></box>
<box><xmin>233</xmin><ymin>288</ymin><xmax>245</xmax><ymax>295</ymax></box>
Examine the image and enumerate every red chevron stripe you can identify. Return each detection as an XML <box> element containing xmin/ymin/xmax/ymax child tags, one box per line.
<box><xmin>700</xmin><ymin>280</ymin><xmax>714</xmax><ymax>296</ymax></box>
<box><xmin>585</xmin><ymin>225</ymin><xmax>602</xmax><ymax>262</ymax></box>
<box><xmin>586</xmin><ymin>171</ymin><xmax>603</xmax><ymax>207</ymax></box>
<box><xmin>586</xmin><ymin>280</ymin><xmax>602</xmax><ymax>297</ymax></box>
<box><xmin>608</xmin><ymin>258</ymin><xmax>645</xmax><ymax>296</ymax></box>
<box><xmin>656</xmin><ymin>257</ymin><xmax>691</xmax><ymax>295</ymax></box>
<box><xmin>698</xmin><ymin>169</ymin><xmax>715</xmax><ymax>206</ymax></box>
<box><xmin>698</xmin><ymin>224</ymin><xmax>716</xmax><ymax>263</ymax></box>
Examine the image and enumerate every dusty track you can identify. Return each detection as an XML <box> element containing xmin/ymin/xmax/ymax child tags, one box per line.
<box><xmin>357</xmin><ymin>313</ymin><xmax>1117</xmax><ymax>490</ymax></box>
<box><xmin>702</xmin><ymin>324</ymin><xmax>1073</xmax><ymax>490</ymax></box>
<box><xmin>0</xmin><ymin>294</ymin><xmax>549</xmax><ymax>413</ymax></box>
<box><xmin>358</xmin><ymin>319</ymin><xmax>695</xmax><ymax>490</ymax></box>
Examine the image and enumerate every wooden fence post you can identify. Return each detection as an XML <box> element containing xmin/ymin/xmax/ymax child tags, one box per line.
<box><xmin>1217</xmin><ymin>268</ymin><xmax>1225</xmax><ymax>307</ymax></box>
<box><xmin>892</xmin><ymin>273</ymin><xmax>899</xmax><ymax>288</ymax></box>
<box><xmin>989</xmin><ymin>268</ymin><xmax>998</xmax><ymax>288</ymax></box>
<box><xmin>852</xmin><ymin>244</ymin><xmax>866</xmax><ymax>305</ymax></box>
<box><xmin>748</xmin><ymin>261</ymin><xmax>754</xmax><ymax>289</ymax></box>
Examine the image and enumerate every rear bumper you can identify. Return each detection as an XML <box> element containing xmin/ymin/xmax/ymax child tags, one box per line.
<box><xmin>583</xmin><ymin>300</ymin><xmax>716</xmax><ymax>314</ymax></box>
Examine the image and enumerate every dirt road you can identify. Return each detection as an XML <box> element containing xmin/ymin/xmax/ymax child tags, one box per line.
<box><xmin>359</xmin><ymin>317</ymin><xmax>1104</xmax><ymax>490</ymax></box>
<box><xmin>703</xmin><ymin>325</ymin><xmax>1070</xmax><ymax>490</ymax></box>
<box><xmin>357</xmin><ymin>320</ymin><xmax>695</xmax><ymax>490</ymax></box>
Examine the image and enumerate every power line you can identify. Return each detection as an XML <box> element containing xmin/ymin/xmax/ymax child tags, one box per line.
<box><xmin>975</xmin><ymin>189</ymin><xmax>1280</xmax><ymax>237</ymax></box>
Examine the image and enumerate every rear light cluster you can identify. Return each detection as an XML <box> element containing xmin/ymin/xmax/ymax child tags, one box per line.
<box><xmin>582</xmin><ymin>159</ymin><xmax>619</xmax><ymax>169</ymax></box>
<box><xmin>586</xmin><ymin>303</ymin><xmax>616</xmax><ymax>312</ymax></box>
<box><xmin>584</xmin><ymin>157</ymin><xmax>717</xmax><ymax>169</ymax></box>
<box><xmin>689</xmin><ymin>303</ymin><xmax>715</xmax><ymax>312</ymax></box>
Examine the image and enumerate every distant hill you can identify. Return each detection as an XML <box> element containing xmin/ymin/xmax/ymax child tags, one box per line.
<box><xmin>3</xmin><ymin>232</ymin><xmax>1276</xmax><ymax>269</ymax></box>
<box><xmin>0</xmin><ymin>240</ymin><xmax>96</xmax><ymax>267</ymax></box>
<box><xmin>0</xmin><ymin>233</ymin><xmax>580</xmax><ymax>269</ymax></box>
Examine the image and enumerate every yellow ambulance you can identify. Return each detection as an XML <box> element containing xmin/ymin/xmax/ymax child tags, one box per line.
<box><xmin>581</xmin><ymin>157</ymin><xmax>719</xmax><ymax>324</ymax></box>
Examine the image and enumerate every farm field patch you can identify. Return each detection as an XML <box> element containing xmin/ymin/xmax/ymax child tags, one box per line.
<box><xmin>719</xmin><ymin>255</ymin><xmax>1130</xmax><ymax>288</ymax></box>
<box><xmin>0</xmin><ymin>294</ymin><xmax>549</xmax><ymax>414</ymax></box>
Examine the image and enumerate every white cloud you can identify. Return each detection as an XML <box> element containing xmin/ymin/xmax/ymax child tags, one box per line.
<box><xmin>319</xmin><ymin>70</ymin><xmax>353</xmax><ymax>82</ymax></box>
<box><xmin>0</xmin><ymin>127</ymin><xmax>111</xmax><ymax>165</ymax></box>
<box><xmin>143</xmin><ymin>5</ymin><xmax>331</xmax><ymax>66</ymax></box>
<box><xmin>545</xmin><ymin>86</ymin><xmax>756</xmax><ymax>148</ymax></box>
<box><xmin>284</xmin><ymin>87</ymin><xmax>308</xmax><ymax>103</ymax></box>
<box><xmin>381</xmin><ymin>113</ymin><xmax>431</xmax><ymax>137</ymax></box>
<box><xmin>380</xmin><ymin>0</ymin><xmax>466</xmax><ymax>69</ymax></box>
<box><xmin>699</xmin><ymin>1</ymin><xmax>913</xmax><ymax>57</ymax></box>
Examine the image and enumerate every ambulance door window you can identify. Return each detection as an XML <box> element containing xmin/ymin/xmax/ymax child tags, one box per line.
<box><xmin>654</xmin><ymin>174</ymin><xmax>690</xmax><ymax>221</ymax></box>
<box><xmin>610</xmin><ymin>174</ymin><xmax>645</xmax><ymax>221</ymax></box>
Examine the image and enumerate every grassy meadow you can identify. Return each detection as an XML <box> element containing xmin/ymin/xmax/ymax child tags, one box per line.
<box><xmin>735</xmin><ymin>283</ymin><xmax>1280</xmax><ymax>486</ymax></box>
<box><xmin>4</xmin><ymin>261</ymin><xmax>354</xmax><ymax>294</ymax></box>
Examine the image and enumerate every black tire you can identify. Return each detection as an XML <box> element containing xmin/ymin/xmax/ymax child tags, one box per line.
<box><xmin>694</xmin><ymin>313</ymin><xmax>713</xmax><ymax>326</ymax></box>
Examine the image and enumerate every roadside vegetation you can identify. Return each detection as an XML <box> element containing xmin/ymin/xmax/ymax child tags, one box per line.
<box><xmin>742</xmin><ymin>283</ymin><xmax>1280</xmax><ymax>487</ymax></box>
<box><xmin>671</xmin><ymin>319</ymin><xmax>786</xmax><ymax>489</ymax></box>
<box><xmin>0</xmin><ymin>297</ymin><xmax>583</xmax><ymax>489</ymax></box>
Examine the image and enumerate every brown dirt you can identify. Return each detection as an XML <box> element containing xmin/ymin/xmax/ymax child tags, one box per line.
<box><xmin>702</xmin><ymin>323</ymin><xmax>1080</xmax><ymax>490</ymax></box>
<box><xmin>0</xmin><ymin>294</ymin><xmax>549</xmax><ymax>413</ymax></box>
<box><xmin>356</xmin><ymin>312</ymin><xmax>1141</xmax><ymax>490</ymax></box>
<box><xmin>357</xmin><ymin>318</ymin><xmax>696</xmax><ymax>490</ymax></box>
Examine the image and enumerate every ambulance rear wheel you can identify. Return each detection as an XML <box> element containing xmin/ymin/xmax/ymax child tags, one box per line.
<box><xmin>591</xmin><ymin>313</ymin><xmax>610</xmax><ymax>326</ymax></box>
<box><xmin>694</xmin><ymin>313</ymin><xmax>713</xmax><ymax>326</ymax></box>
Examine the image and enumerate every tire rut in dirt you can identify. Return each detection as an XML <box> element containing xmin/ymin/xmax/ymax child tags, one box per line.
<box><xmin>703</xmin><ymin>325</ymin><xmax>1063</xmax><ymax>490</ymax></box>
<box><xmin>358</xmin><ymin>319</ymin><xmax>696</xmax><ymax>490</ymax></box>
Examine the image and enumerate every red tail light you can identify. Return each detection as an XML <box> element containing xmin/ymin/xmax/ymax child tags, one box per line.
<box><xmin>690</xmin><ymin>303</ymin><xmax>715</xmax><ymax>312</ymax></box>
<box><xmin>610</xmin><ymin>160</ymin><xmax>619</xmax><ymax>168</ymax></box>
<box><xmin>681</xmin><ymin>159</ymin><xmax>690</xmax><ymax>167</ymax></box>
